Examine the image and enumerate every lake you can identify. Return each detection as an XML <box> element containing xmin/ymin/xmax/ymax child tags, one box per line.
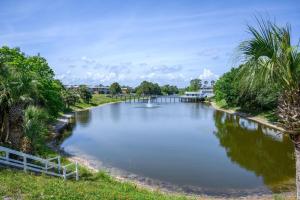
<box><xmin>61</xmin><ymin>102</ymin><xmax>295</xmax><ymax>196</ymax></box>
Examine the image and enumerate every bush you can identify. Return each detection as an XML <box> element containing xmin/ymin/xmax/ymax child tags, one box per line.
<box><xmin>23</xmin><ymin>106</ymin><xmax>49</xmax><ymax>153</ymax></box>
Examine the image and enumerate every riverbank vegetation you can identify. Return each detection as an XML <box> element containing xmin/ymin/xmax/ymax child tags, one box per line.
<box><xmin>214</xmin><ymin>18</ymin><xmax>300</xmax><ymax>198</ymax></box>
<box><xmin>0</xmin><ymin>46</ymin><xmax>118</xmax><ymax>154</ymax></box>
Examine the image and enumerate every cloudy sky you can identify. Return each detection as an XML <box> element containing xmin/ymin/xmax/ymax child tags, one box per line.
<box><xmin>1</xmin><ymin>0</ymin><xmax>299</xmax><ymax>87</ymax></box>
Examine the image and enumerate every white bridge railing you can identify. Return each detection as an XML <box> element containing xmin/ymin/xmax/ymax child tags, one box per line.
<box><xmin>0</xmin><ymin>146</ymin><xmax>78</xmax><ymax>180</ymax></box>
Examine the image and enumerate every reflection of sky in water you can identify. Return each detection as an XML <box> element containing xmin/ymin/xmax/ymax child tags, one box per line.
<box><xmin>239</xmin><ymin>118</ymin><xmax>258</xmax><ymax>131</ymax></box>
<box><xmin>262</xmin><ymin>127</ymin><xmax>283</xmax><ymax>141</ymax></box>
<box><xmin>61</xmin><ymin>103</ymin><xmax>295</xmax><ymax>195</ymax></box>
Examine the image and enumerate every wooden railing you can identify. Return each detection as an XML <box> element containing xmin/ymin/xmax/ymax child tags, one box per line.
<box><xmin>0</xmin><ymin>146</ymin><xmax>78</xmax><ymax>180</ymax></box>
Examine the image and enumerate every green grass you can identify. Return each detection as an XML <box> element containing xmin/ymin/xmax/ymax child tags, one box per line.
<box><xmin>0</xmin><ymin>167</ymin><xmax>189</xmax><ymax>200</ymax></box>
<box><xmin>69</xmin><ymin>94</ymin><xmax>121</xmax><ymax>111</ymax></box>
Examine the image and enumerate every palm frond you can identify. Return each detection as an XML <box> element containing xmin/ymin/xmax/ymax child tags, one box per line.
<box><xmin>238</xmin><ymin>18</ymin><xmax>300</xmax><ymax>92</ymax></box>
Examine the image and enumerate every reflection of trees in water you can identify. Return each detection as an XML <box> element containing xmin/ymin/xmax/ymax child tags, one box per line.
<box><xmin>213</xmin><ymin>111</ymin><xmax>295</xmax><ymax>192</ymax></box>
<box><xmin>55</xmin><ymin>118</ymin><xmax>76</xmax><ymax>145</ymax></box>
<box><xmin>76</xmin><ymin>110</ymin><xmax>91</xmax><ymax>126</ymax></box>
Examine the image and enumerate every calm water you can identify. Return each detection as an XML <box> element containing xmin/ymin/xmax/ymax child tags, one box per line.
<box><xmin>61</xmin><ymin>102</ymin><xmax>295</xmax><ymax>196</ymax></box>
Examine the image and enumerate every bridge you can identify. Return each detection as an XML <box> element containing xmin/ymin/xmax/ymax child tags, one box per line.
<box><xmin>0</xmin><ymin>146</ymin><xmax>79</xmax><ymax>180</ymax></box>
<box><xmin>111</xmin><ymin>94</ymin><xmax>205</xmax><ymax>103</ymax></box>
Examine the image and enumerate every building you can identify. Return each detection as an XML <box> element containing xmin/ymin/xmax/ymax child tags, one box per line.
<box><xmin>90</xmin><ymin>86</ymin><xmax>110</xmax><ymax>94</ymax></box>
<box><xmin>184</xmin><ymin>91</ymin><xmax>203</xmax><ymax>97</ymax></box>
<box><xmin>180</xmin><ymin>91</ymin><xmax>205</xmax><ymax>102</ymax></box>
<box><xmin>64</xmin><ymin>85</ymin><xmax>110</xmax><ymax>94</ymax></box>
<box><xmin>200</xmin><ymin>79</ymin><xmax>216</xmax><ymax>98</ymax></box>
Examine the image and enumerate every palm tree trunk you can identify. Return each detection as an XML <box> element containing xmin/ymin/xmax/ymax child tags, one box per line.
<box><xmin>293</xmin><ymin>134</ymin><xmax>300</xmax><ymax>200</ymax></box>
<box><xmin>278</xmin><ymin>89</ymin><xmax>300</xmax><ymax>199</ymax></box>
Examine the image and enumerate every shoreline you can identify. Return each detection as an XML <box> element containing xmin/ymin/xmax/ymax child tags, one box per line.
<box><xmin>70</xmin><ymin>100</ymin><xmax>123</xmax><ymax>112</ymax></box>
<box><xmin>210</xmin><ymin>101</ymin><xmax>286</xmax><ymax>133</ymax></box>
<box><xmin>51</xmin><ymin>101</ymin><xmax>293</xmax><ymax>200</ymax></box>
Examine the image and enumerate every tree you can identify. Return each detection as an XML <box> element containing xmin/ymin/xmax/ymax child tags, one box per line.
<box><xmin>237</xmin><ymin>19</ymin><xmax>300</xmax><ymax>198</ymax></box>
<box><xmin>188</xmin><ymin>79</ymin><xmax>201</xmax><ymax>91</ymax></box>
<box><xmin>78</xmin><ymin>85</ymin><xmax>92</xmax><ymax>103</ymax></box>
<box><xmin>161</xmin><ymin>84</ymin><xmax>179</xmax><ymax>95</ymax></box>
<box><xmin>109</xmin><ymin>82</ymin><xmax>122</xmax><ymax>95</ymax></box>
<box><xmin>0</xmin><ymin>47</ymin><xmax>39</xmax><ymax>147</ymax></box>
<box><xmin>0</xmin><ymin>46</ymin><xmax>65</xmax><ymax>149</ymax></box>
<box><xmin>23</xmin><ymin>106</ymin><xmax>48</xmax><ymax>153</ymax></box>
<box><xmin>214</xmin><ymin>67</ymin><xmax>240</xmax><ymax>107</ymax></box>
<box><xmin>62</xmin><ymin>89</ymin><xmax>79</xmax><ymax>109</ymax></box>
<box><xmin>135</xmin><ymin>81</ymin><xmax>161</xmax><ymax>96</ymax></box>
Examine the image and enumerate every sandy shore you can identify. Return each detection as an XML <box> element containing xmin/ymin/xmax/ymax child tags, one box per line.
<box><xmin>51</xmin><ymin>101</ymin><xmax>295</xmax><ymax>200</ymax></box>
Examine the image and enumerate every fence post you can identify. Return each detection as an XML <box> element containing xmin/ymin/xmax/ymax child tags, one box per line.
<box><xmin>23</xmin><ymin>155</ymin><xmax>27</xmax><ymax>172</ymax></box>
<box><xmin>45</xmin><ymin>161</ymin><xmax>48</xmax><ymax>172</ymax></box>
<box><xmin>5</xmin><ymin>151</ymin><xmax>9</xmax><ymax>161</ymax></box>
<box><xmin>75</xmin><ymin>162</ymin><xmax>79</xmax><ymax>181</ymax></box>
<box><xmin>63</xmin><ymin>166</ymin><xmax>66</xmax><ymax>180</ymax></box>
<box><xmin>58</xmin><ymin>156</ymin><xmax>61</xmax><ymax>172</ymax></box>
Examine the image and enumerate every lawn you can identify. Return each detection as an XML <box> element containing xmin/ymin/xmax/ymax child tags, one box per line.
<box><xmin>0</xmin><ymin>167</ymin><xmax>189</xmax><ymax>200</ymax></box>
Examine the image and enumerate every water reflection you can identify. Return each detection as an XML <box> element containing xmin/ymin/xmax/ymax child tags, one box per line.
<box><xmin>62</xmin><ymin>103</ymin><xmax>296</xmax><ymax>195</ymax></box>
<box><xmin>213</xmin><ymin>111</ymin><xmax>295</xmax><ymax>192</ymax></box>
<box><xmin>76</xmin><ymin>110</ymin><xmax>91</xmax><ymax>126</ymax></box>
<box><xmin>110</xmin><ymin>103</ymin><xmax>121</xmax><ymax>122</ymax></box>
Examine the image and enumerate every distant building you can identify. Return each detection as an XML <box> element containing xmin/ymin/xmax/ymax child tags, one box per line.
<box><xmin>91</xmin><ymin>86</ymin><xmax>110</xmax><ymax>94</ymax></box>
<box><xmin>184</xmin><ymin>91</ymin><xmax>203</xmax><ymax>97</ymax></box>
<box><xmin>199</xmin><ymin>79</ymin><xmax>216</xmax><ymax>98</ymax></box>
<box><xmin>64</xmin><ymin>85</ymin><xmax>79</xmax><ymax>89</ymax></box>
<box><xmin>64</xmin><ymin>85</ymin><xmax>110</xmax><ymax>94</ymax></box>
<box><xmin>121</xmin><ymin>87</ymin><xmax>130</xmax><ymax>94</ymax></box>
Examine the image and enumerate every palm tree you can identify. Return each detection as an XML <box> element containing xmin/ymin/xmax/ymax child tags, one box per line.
<box><xmin>238</xmin><ymin>19</ymin><xmax>300</xmax><ymax>198</ymax></box>
<box><xmin>0</xmin><ymin>51</ymin><xmax>37</xmax><ymax>148</ymax></box>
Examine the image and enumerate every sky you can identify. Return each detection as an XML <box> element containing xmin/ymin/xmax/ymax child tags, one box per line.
<box><xmin>0</xmin><ymin>0</ymin><xmax>299</xmax><ymax>87</ymax></box>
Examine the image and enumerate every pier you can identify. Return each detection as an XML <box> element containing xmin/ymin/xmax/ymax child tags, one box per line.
<box><xmin>111</xmin><ymin>94</ymin><xmax>205</xmax><ymax>103</ymax></box>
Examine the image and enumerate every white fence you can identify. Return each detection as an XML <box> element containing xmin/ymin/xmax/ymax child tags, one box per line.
<box><xmin>0</xmin><ymin>146</ymin><xmax>78</xmax><ymax>180</ymax></box>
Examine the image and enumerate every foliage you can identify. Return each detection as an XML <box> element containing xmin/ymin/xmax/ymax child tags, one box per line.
<box><xmin>214</xmin><ymin>67</ymin><xmax>240</xmax><ymax>107</ymax></box>
<box><xmin>237</xmin><ymin>18</ymin><xmax>300</xmax><ymax>132</ymax></box>
<box><xmin>135</xmin><ymin>81</ymin><xmax>161</xmax><ymax>95</ymax></box>
<box><xmin>23</xmin><ymin>106</ymin><xmax>49</xmax><ymax>153</ymax></box>
<box><xmin>78</xmin><ymin>85</ymin><xmax>92</xmax><ymax>103</ymax></box>
<box><xmin>109</xmin><ymin>82</ymin><xmax>122</xmax><ymax>95</ymax></box>
<box><xmin>0</xmin><ymin>46</ymin><xmax>65</xmax><ymax>149</ymax></box>
<box><xmin>188</xmin><ymin>79</ymin><xmax>201</xmax><ymax>91</ymax></box>
<box><xmin>161</xmin><ymin>84</ymin><xmax>179</xmax><ymax>95</ymax></box>
<box><xmin>214</xmin><ymin>64</ymin><xmax>281</xmax><ymax>112</ymax></box>
<box><xmin>61</xmin><ymin>89</ymin><xmax>80</xmax><ymax>109</ymax></box>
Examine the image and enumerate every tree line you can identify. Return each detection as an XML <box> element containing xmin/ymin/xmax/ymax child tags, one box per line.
<box><xmin>108</xmin><ymin>81</ymin><xmax>179</xmax><ymax>96</ymax></box>
<box><xmin>108</xmin><ymin>79</ymin><xmax>208</xmax><ymax>96</ymax></box>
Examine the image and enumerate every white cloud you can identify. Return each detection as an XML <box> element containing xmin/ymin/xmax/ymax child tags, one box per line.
<box><xmin>198</xmin><ymin>68</ymin><xmax>219</xmax><ymax>80</ymax></box>
<box><xmin>81</xmin><ymin>56</ymin><xmax>96</xmax><ymax>64</ymax></box>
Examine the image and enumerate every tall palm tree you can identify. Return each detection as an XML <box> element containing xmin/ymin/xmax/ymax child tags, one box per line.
<box><xmin>238</xmin><ymin>19</ymin><xmax>300</xmax><ymax>198</ymax></box>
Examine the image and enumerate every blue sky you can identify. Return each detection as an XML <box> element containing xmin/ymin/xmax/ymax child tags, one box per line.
<box><xmin>1</xmin><ymin>0</ymin><xmax>299</xmax><ymax>87</ymax></box>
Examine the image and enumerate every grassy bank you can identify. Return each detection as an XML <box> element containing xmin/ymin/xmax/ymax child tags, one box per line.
<box><xmin>69</xmin><ymin>94</ymin><xmax>121</xmax><ymax>111</ymax></box>
<box><xmin>0</xmin><ymin>167</ymin><xmax>188</xmax><ymax>200</ymax></box>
